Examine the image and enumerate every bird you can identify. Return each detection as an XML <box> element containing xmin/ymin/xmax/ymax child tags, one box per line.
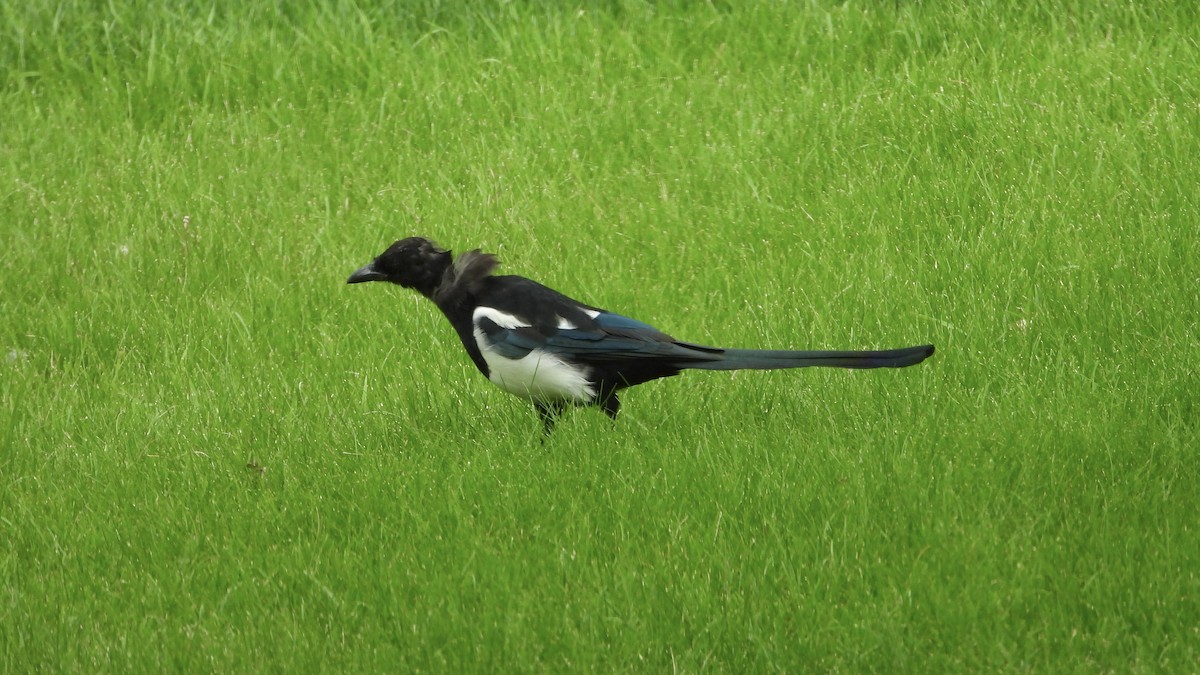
<box><xmin>347</xmin><ymin>237</ymin><xmax>934</xmax><ymax>433</ymax></box>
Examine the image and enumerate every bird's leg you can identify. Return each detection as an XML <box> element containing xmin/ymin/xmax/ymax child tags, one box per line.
<box><xmin>534</xmin><ymin>401</ymin><xmax>566</xmax><ymax>436</ymax></box>
<box><xmin>599</xmin><ymin>390</ymin><xmax>621</xmax><ymax>421</ymax></box>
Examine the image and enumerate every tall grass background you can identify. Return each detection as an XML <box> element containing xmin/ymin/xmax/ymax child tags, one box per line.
<box><xmin>2</xmin><ymin>1</ymin><xmax>1197</xmax><ymax>670</ymax></box>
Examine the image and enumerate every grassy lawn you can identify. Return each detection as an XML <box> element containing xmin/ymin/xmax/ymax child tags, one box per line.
<box><xmin>2</xmin><ymin>1</ymin><xmax>1197</xmax><ymax>670</ymax></box>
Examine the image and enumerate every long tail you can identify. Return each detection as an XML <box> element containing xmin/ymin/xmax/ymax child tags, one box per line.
<box><xmin>678</xmin><ymin>343</ymin><xmax>934</xmax><ymax>371</ymax></box>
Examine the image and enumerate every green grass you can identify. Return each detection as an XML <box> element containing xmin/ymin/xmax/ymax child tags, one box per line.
<box><xmin>2</xmin><ymin>0</ymin><xmax>1198</xmax><ymax>670</ymax></box>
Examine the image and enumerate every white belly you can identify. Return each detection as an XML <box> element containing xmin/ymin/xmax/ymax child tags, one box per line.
<box><xmin>473</xmin><ymin>331</ymin><xmax>596</xmax><ymax>403</ymax></box>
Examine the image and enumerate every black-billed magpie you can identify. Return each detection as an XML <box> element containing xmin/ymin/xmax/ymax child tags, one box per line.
<box><xmin>348</xmin><ymin>237</ymin><xmax>934</xmax><ymax>432</ymax></box>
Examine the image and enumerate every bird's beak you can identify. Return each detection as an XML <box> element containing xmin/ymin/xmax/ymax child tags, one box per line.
<box><xmin>347</xmin><ymin>261</ymin><xmax>387</xmax><ymax>284</ymax></box>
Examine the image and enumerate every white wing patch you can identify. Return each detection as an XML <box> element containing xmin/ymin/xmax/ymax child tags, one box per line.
<box><xmin>473</xmin><ymin>306</ymin><xmax>529</xmax><ymax>330</ymax></box>
<box><xmin>581</xmin><ymin>308</ymin><xmax>601</xmax><ymax>319</ymax></box>
<box><xmin>555</xmin><ymin>315</ymin><xmax>577</xmax><ymax>330</ymax></box>
<box><xmin>472</xmin><ymin>306</ymin><xmax>596</xmax><ymax>403</ymax></box>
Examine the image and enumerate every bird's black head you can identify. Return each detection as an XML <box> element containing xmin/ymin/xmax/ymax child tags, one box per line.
<box><xmin>347</xmin><ymin>237</ymin><xmax>453</xmax><ymax>297</ymax></box>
